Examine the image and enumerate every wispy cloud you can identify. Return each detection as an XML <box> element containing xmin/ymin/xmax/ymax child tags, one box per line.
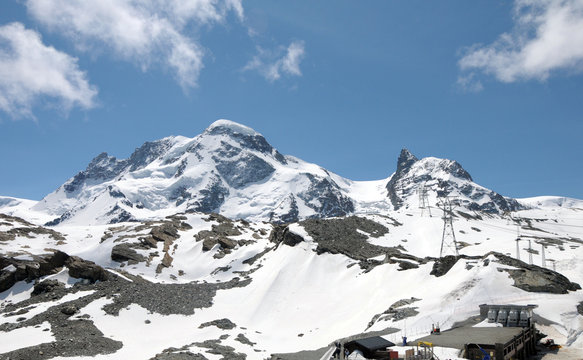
<box><xmin>0</xmin><ymin>22</ymin><xmax>97</xmax><ymax>120</ymax></box>
<box><xmin>458</xmin><ymin>0</ymin><xmax>583</xmax><ymax>89</ymax></box>
<box><xmin>244</xmin><ymin>40</ymin><xmax>306</xmax><ymax>82</ymax></box>
<box><xmin>25</xmin><ymin>0</ymin><xmax>244</xmax><ymax>90</ymax></box>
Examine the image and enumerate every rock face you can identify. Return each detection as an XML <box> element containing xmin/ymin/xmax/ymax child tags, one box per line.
<box><xmin>0</xmin><ymin>251</ymin><xmax>110</xmax><ymax>292</ymax></box>
<box><xmin>65</xmin><ymin>256</ymin><xmax>110</xmax><ymax>282</ymax></box>
<box><xmin>111</xmin><ymin>243</ymin><xmax>146</xmax><ymax>263</ymax></box>
<box><xmin>296</xmin><ymin>216</ymin><xmax>424</xmax><ymax>271</ymax></box>
<box><xmin>269</xmin><ymin>225</ymin><xmax>305</xmax><ymax>247</ymax></box>
<box><xmin>493</xmin><ymin>253</ymin><xmax>581</xmax><ymax>294</ymax></box>
<box><xmin>429</xmin><ymin>255</ymin><xmax>460</xmax><ymax>277</ymax></box>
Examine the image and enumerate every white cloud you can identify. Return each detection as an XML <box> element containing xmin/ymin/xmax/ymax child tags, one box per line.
<box><xmin>458</xmin><ymin>0</ymin><xmax>583</xmax><ymax>88</ymax></box>
<box><xmin>25</xmin><ymin>0</ymin><xmax>244</xmax><ymax>90</ymax></box>
<box><xmin>244</xmin><ymin>40</ymin><xmax>306</xmax><ymax>82</ymax></box>
<box><xmin>0</xmin><ymin>22</ymin><xmax>97</xmax><ymax>119</ymax></box>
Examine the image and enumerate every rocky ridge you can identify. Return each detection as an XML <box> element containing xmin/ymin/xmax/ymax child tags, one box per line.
<box><xmin>28</xmin><ymin>121</ymin><xmax>530</xmax><ymax>226</ymax></box>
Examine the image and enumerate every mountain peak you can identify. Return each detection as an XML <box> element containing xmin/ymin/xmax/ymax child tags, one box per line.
<box><xmin>397</xmin><ymin>148</ymin><xmax>418</xmax><ymax>173</ymax></box>
<box><xmin>205</xmin><ymin>119</ymin><xmax>262</xmax><ymax>137</ymax></box>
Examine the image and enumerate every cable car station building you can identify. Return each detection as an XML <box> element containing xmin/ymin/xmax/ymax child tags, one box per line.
<box><xmin>414</xmin><ymin>304</ymin><xmax>538</xmax><ymax>360</ymax></box>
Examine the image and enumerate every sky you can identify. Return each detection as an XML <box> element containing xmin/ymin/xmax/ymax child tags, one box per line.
<box><xmin>0</xmin><ymin>0</ymin><xmax>582</xmax><ymax>201</ymax></box>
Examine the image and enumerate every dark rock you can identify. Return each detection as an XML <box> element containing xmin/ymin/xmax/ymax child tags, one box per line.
<box><xmin>188</xmin><ymin>175</ymin><xmax>230</xmax><ymax>213</ymax></box>
<box><xmin>199</xmin><ymin>318</ymin><xmax>237</xmax><ymax>330</ymax></box>
<box><xmin>63</xmin><ymin>152</ymin><xmax>128</xmax><ymax>193</ymax></box>
<box><xmin>577</xmin><ymin>302</ymin><xmax>583</xmax><ymax>316</ymax></box>
<box><xmin>492</xmin><ymin>252</ymin><xmax>580</xmax><ymax>294</ymax></box>
<box><xmin>297</xmin><ymin>174</ymin><xmax>354</xmax><ymax>218</ymax></box>
<box><xmin>0</xmin><ymin>269</ymin><xmax>16</xmax><ymax>293</ymax></box>
<box><xmin>151</xmin><ymin>352</ymin><xmax>209</xmax><ymax>360</ymax></box>
<box><xmin>107</xmin><ymin>185</ymin><xmax>126</xmax><ymax>198</ymax></box>
<box><xmin>269</xmin><ymin>225</ymin><xmax>304</xmax><ymax>247</ymax></box>
<box><xmin>366</xmin><ymin>299</ymin><xmax>421</xmax><ymax>330</ymax></box>
<box><xmin>111</xmin><ymin>244</ymin><xmax>146</xmax><ymax>263</ymax></box>
<box><xmin>235</xmin><ymin>333</ymin><xmax>256</xmax><ymax>346</ymax></box>
<box><xmin>0</xmin><ymin>251</ymin><xmax>70</xmax><ymax>292</ymax></box>
<box><xmin>128</xmin><ymin>139</ymin><xmax>173</xmax><ymax>172</ymax></box>
<box><xmin>65</xmin><ymin>256</ymin><xmax>109</xmax><ymax>282</ymax></box>
<box><xmin>430</xmin><ymin>256</ymin><xmax>459</xmax><ymax>277</ymax></box>
<box><xmin>215</xmin><ymin>153</ymin><xmax>275</xmax><ymax>189</ymax></box>
<box><xmin>161</xmin><ymin>253</ymin><xmax>173</xmax><ymax>268</ymax></box>
<box><xmin>386</xmin><ymin>148</ymin><xmax>419</xmax><ymax>209</ymax></box>
<box><xmin>194</xmin><ymin>340</ymin><xmax>247</xmax><ymax>360</ymax></box>
<box><xmin>242</xmin><ymin>248</ymin><xmax>273</xmax><ymax>266</ymax></box>
<box><xmin>195</xmin><ymin>218</ymin><xmax>241</xmax><ymax>253</ymax></box>
<box><xmin>140</xmin><ymin>236</ymin><xmax>158</xmax><ymax>248</ymax></box>
<box><xmin>106</xmin><ymin>205</ymin><xmax>136</xmax><ymax>224</ymax></box>
<box><xmin>151</xmin><ymin>224</ymin><xmax>180</xmax><ymax>243</ymax></box>
<box><xmin>0</xmin><ymin>215</ymin><xmax>67</xmax><ymax>240</ymax></box>
<box><xmin>398</xmin><ymin>260</ymin><xmax>419</xmax><ymax>271</ymax></box>
<box><xmin>301</xmin><ymin>216</ymin><xmax>387</xmax><ymax>260</ymax></box>
<box><xmin>61</xmin><ymin>305</ymin><xmax>78</xmax><ymax>316</ymax></box>
<box><xmin>217</xmin><ymin>238</ymin><xmax>237</xmax><ymax>249</ymax></box>
<box><xmin>32</xmin><ymin>279</ymin><xmax>66</xmax><ymax>296</ymax></box>
<box><xmin>300</xmin><ymin>216</ymin><xmax>425</xmax><ymax>271</ymax></box>
<box><xmin>169</xmin><ymin>186</ymin><xmax>192</xmax><ymax>206</ymax></box>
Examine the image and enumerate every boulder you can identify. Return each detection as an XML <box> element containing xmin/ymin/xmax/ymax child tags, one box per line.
<box><xmin>493</xmin><ymin>252</ymin><xmax>580</xmax><ymax>294</ymax></box>
<box><xmin>430</xmin><ymin>256</ymin><xmax>459</xmax><ymax>277</ymax></box>
<box><xmin>111</xmin><ymin>244</ymin><xmax>146</xmax><ymax>263</ymax></box>
<box><xmin>61</xmin><ymin>304</ymin><xmax>78</xmax><ymax>316</ymax></box>
<box><xmin>32</xmin><ymin>279</ymin><xmax>65</xmax><ymax>296</ymax></box>
<box><xmin>150</xmin><ymin>224</ymin><xmax>179</xmax><ymax>243</ymax></box>
<box><xmin>269</xmin><ymin>225</ymin><xmax>304</xmax><ymax>247</ymax></box>
<box><xmin>65</xmin><ymin>256</ymin><xmax>109</xmax><ymax>282</ymax></box>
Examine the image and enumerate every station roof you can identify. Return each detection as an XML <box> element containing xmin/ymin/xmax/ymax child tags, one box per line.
<box><xmin>414</xmin><ymin>327</ymin><xmax>524</xmax><ymax>349</ymax></box>
<box><xmin>348</xmin><ymin>336</ymin><xmax>396</xmax><ymax>351</ymax></box>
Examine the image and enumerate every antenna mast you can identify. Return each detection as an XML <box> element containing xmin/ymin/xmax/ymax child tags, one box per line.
<box><xmin>438</xmin><ymin>196</ymin><xmax>459</xmax><ymax>257</ymax></box>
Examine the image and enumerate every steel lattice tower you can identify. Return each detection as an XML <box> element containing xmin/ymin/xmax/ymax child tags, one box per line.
<box><xmin>418</xmin><ymin>183</ymin><xmax>432</xmax><ymax>217</ymax></box>
<box><xmin>438</xmin><ymin>197</ymin><xmax>459</xmax><ymax>257</ymax></box>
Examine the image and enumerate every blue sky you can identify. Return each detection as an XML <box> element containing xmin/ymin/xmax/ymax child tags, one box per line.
<box><xmin>1</xmin><ymin>0</ymin><xmax>582</xmax><ymax>201</ymax></box>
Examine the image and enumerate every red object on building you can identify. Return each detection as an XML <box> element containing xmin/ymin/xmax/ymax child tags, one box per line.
<box><xmin>389</xmin><ymin>350</ymin><xmax>399</xmax><ymax>359</ymax></box>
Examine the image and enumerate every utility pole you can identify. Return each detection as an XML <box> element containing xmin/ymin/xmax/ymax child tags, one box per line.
<box><xmin>541</xmin><ymin>244</ymin><xmax>546</xmax><ymax>268</ymax></box>
<box><xmin>438</xmin><ymin>196</ymin><xmax>459</xmax><ymax>258</ymax></box>
<box><xmin>418</xmin><ymin>183</ymin><xmax>432</xmax><ymax>217</ymax></box>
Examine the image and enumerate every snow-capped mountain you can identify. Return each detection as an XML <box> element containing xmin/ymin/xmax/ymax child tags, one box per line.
<box><xmin>31</xmin><ymin>120</ymin><xmax>525</xmax><ymax>226</ymax></box>
<box><xmin>1</xmin><ymin>120</ymin><xmax>583</xmax><ymax>359</ymax></box>
<box><xmin>385</xmin><ymin>148</ymin><xmax>522</xmax><ymax>213</ymax></box>
<box><xmin>33</xmin><ymin>120</ymin><xmax>355</xmax><ymax>225</ymax></box>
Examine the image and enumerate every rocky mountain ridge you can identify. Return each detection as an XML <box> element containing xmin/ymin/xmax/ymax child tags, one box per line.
<box><xmin>29</xmin><ymin>120</ymin><xmax>526</xmax><ymax>226</ymax></box>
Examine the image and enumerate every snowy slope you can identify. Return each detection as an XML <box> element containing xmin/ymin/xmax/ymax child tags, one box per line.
<box><xmin>1</xmin><ymin>199</ymin><xmax>582</xmax><ymax>359</ymax></box>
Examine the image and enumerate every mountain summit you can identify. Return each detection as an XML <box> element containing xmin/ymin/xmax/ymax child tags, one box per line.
<box><xmin>34</xmin><ymin>120</ymin><xmax>519</xmax><ymax>225</ymax></box>
<box><xmin>385</xmin><ymin>148</ymin><xmax>520</xmax><ymax>213</ymax></box>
